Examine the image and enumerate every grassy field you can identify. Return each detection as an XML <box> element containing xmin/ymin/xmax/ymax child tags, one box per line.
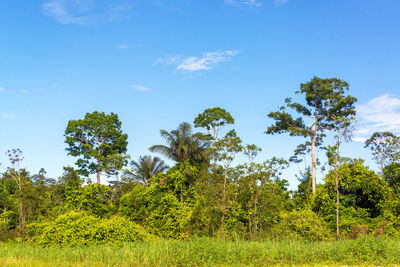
<box><xmin>0</xmin><ymin>237</ymin><xmax>399</xmax><ymax>266</ymax></box>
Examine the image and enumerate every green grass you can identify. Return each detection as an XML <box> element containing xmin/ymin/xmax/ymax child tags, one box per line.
<box><xmin>0</xmin><ymin>237</ymin><xmax>399</xmax><ymax>266</ymax></box>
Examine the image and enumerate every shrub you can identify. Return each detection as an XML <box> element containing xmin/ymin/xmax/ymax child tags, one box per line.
<box><xmin>271</xmin><ymin>210</ymin><xmax>333</xmax><ymax>241</ymax></box>
<box><xmin>26</xmin><ymin>211</ymin><xmax>154</xmax><ymax>247</ymax></box>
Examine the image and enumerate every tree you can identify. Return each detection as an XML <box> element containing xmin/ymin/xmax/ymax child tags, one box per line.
<box><xmin>149</xmin><ymin>122</ymin><xmax>210</xmax><ymax>163</ymax></box>
<box><xmin>64</xmin><ymin>111</ymin><xmax>128</xmax><ymax>184</ymax></box>
<box><xmin>194</xmin><ymin>107</ymin><xmax>234</xmax><ymax>167</ymax></box>
<box><xmin>129</xmin><ymin>156</ymin><xmax>168</xmax><ymax>186</ymax></box>
<box><xmin>215</xmin><ymin>129</ymin><xmax>243</xmax><ymax>237</ymax></box>
<box><xmin>313</xmin><ymin>159</ymin><xmax>388</xmax><ymax>236</ymax></box>
<box><xmin>365</xmin><ymin>132</ymin><xmax>400</xmax><ymax>175</ymax></box>
<box><xmin>326</xmin><ymin>116</ymin><xmax>356</xmax><ymax>240</ymax></box>
<box><xmin>266</xmin><ymin>77</ymin><xmax>357</xmax><ymax>194</ymax></box>
<box><xmin>5</xmin><ymin>149</ymin><xmax>26</xmax><ymax>235</ymax></box>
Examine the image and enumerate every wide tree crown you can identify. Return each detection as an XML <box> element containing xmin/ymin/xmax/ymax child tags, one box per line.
<box><xmin>64</xmin><ymin>111</ymin><xmax>128</xmax><ymax>176</ymax></box>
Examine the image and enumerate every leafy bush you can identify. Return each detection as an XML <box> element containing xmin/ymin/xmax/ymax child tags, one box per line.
<box><xmin>26</xmin><ymin>211</ymin><xmax>154</xmax><ymax>247</ymax></box>
<box><xmin>271</xmin><ymin>210</ymin><xmax>333</xmax><ymax>241</ymax></box>
<box><xmin>145</xmin><ymin>193</ymin><xmax>193</xmax><ymax>239</ymax></box>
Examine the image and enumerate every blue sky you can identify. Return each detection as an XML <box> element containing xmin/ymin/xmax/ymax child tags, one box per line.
<box><xmin>0</xmin><ymin>0</ymin><xmax>399</xmax><ymax>188</ymax></box>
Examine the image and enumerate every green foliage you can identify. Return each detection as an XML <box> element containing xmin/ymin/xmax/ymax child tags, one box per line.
<box><xmin>194</xmin><ymin>107</ymin><xmax>234</xmax><ymax>132</ymax></box>
<box><xmin>271</xmin><ymin>210</ymin><xmax>333</xmax><ymax>241</ymax></box>
<box><xmin>149</xmin><ymin>122</ymin><xmax>211</xmax><ymax>163</ymax></box>
<box><xmin>120</xmin><ymin>161</ymin><xmax>201</xmax><ymax>239</ymax></box>
<box><xmin>129</xmin><ymin>156</ymin><xmax>168</xmax><ymax>186</ymax></box>
<box><xmin>313</xmin><ymin>159</ymin><xmax>391</xmax><ymax>235</ymax></box>
<box><xmin>266</xmin><ymin>76</ymin><xmax>357</xmax><ymax>194</ymax></box>
<box><xmin>119</xmin><ymin>184</ymin><xmax>148</xmax><ymax>222</ymax></box>
<box><xmin>64</xmin><ymin>111</ymin><xmax>128</xmax><ymax>183</ymax></box>
<box><xmin>365</xmin><ymin>132</ymin><xmax>400</xmax><ymax>173</ymax></box>
<box><xmin>26</xmin><ymin>211</ymin><xmax>153</xmax><ymax>247</ymax></box>
<box><xmin>4</xmin><ymin>108</ymin><xmax>400</xmax><ymax>246</ymax></box>
<box><xmin>384</xmin><ymin>162</ymin><xmax>400</xmax><ymax>193</ymax></box>
<box><xmin>145</xmin><ymin>193</ymin><xmax>192</xmax><ymax>239</ymax></box>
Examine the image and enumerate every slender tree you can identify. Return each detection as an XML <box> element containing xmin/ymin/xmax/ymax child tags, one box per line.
<box><xmin>194</xmin><ymin>107</ymin><xmax>234</xmax><ymax>168</ymax></box>
<box><xmin>266</xmin><ymin>77</ymin><xmax>357</xmax><ymax>194</ymax></box>
<box><xmin>64</xmin><ymin>111</ymin><xmax>128</xmax><ymax>184</ymax></box>
<box><xmin>365</xmin><ymin>132</ymin><xmax>400</xmax><ymax>175</ymax></box>
<box><xmin>327</xmin><ymin>116</ymin><xmax>356</xmax><ymax>240</ymax></box>
<box><xmin>215</xmin><ymin>130</ymin><xmax>243</xmax><ymax>238</ymax></box>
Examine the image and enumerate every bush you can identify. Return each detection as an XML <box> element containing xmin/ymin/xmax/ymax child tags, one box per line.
<box><xmin>270</xmin><ymin>210</ymin><xmax>333</xmax><ymax>241</ymax></box>
<box><xmin>26</xmin><ymin>211</ymin><xmax>154</xmax><ymax>247</ymax></box>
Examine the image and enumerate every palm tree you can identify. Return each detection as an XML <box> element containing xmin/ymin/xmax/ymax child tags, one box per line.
<box><xmin>149</xmin><ymin>122</ymin><xmax>211</xmax><ymax>163</ymax></box>
<box><xmin>130</xmin><ymin>156</ymin><xmax>168</xmax><ymax>186</ymax></box>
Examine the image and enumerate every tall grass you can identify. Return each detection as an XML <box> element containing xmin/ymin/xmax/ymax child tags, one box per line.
<box><xmin>0</xmin><ymin>237</ymin><xmax>399</xmax><ymax>266</ymax></box>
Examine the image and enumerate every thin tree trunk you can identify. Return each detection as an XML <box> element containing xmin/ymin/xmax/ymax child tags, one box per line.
<box><xmin>336</xmin><ymin>166</ymin><xmax>339</xmax><ymax>240</ymax></box>
<box><xmin>96</xmin><ymin>157</ymin><xmax>101</xmax><ymax>184</ymax></box>
<box><xmin>253</xmin><ymin>192</ymin><xmax>258</xmax><ymax>234</ymax></box>
<box><xmin>221</xmin><ymin>168</ymin><xmax>227</xmax><ymax>238</ymax></box>
<box><xmin>19</xmin><ymin>197</ymin><xmax>25</xmax><ymax>236</ymax></box>
<box><xmin>335</xmin><ymin>140</ymin><xmax>341</xmax><ymax>241</ymax></box>
<box><xmin>311</xmin><ymin>134</ymin><xmax>317</xmax><ymax>194</ymax></box>
<box><xmin>17</xmin><ymin>173</ymin><xmax>25</xmax><ymax>236</ymax></box>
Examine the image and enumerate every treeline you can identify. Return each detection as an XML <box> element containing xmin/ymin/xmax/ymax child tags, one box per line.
<box><xmin>1</xmin><ymin>77</ymin><xmax>400</xmax><ymax>246</ymax></box>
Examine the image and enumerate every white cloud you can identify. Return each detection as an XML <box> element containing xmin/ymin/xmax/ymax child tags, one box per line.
<box><xmin>355</xmin><ymin>94</ymin><xmax>400</xmax><ymax>140</ymax></box>
<box><xmin>273</xmin><ymin>0</ymin><xmax>287</xmax><ymax>6</ymax></box>
<box><xmin>131</xmin><ymin>85</ymin><xmax>151</xmax><ymax>91</ymax></box>
<box><xmin>155</xmin><ymin>50</ymin><xmax>239</xmax><ymax>72</ymax></box>
<box><xmin>0</xmin><ymin>113</ymin><xmax>16</xmax><ymax>119</ymax></box>
<box><xmin>20</xmin><ymin>89</ymin><xmax>29</xmax><ymax>94</ymax></box>
<box><xmin>42</xmin><ymin>0</ymin><xmax>133</xmax><ymax>25</ymax></box>
<box><xmin>353</xmin><ymin>137</ymin><xmax>367</xmax><ymax>143</ymax></box>
<box><xmin>224</xmin><ymin>0</ymin><xmax>263</xmax><ymax>8</ymax></box>
<box><xmin>117</xmin><ymin>44</ymin><xmax>129</xmax><ymax>49</ymax></box>
<box><xmin>0</xmin><ymin>88</ymin><xmax>4</xmax><ymax>92</ymax></box>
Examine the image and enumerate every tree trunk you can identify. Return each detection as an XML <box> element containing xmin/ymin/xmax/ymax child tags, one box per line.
<box><xmin>336</xmin><ymin>165</ymin><xmax>339</xmax><ymax>240</ymax></box>
<box><xmin>221</xmin><ymin>168</ymin><xmax>227</xmax><ymax>238</ymax></box>
<box><xmin>17</xmin><ymin>173</ymin><xmax>25</xmax><ymax>236</ymax></box>
<box><xmin>96</xmin><ymin>157</ymin><xmax>101</xmax><ymax>184</ymax></box>
<box><xmin>19</xmin><ymin>197</ymin><xmax>25</xmax><ymax>236</ymax></box>
<box><xmin>335</xmin><ymin>140</ymin><xmax>341</xmax><ymax>241</ymax></box>
<box><xmin>253</xmin><ymin>192</ymin><xmax>258</xmax><ymax>234</ymax></box>
<box><xmin>311</xmin><ymin>134</ymin><xmax>317</xmax><ymax>194</ymax></box>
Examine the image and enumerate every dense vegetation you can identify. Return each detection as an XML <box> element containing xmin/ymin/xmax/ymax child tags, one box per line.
<box><xmin>1</xmin><ymin>77</ymin><xmax>400</xmax><ymax>248</ymax></box>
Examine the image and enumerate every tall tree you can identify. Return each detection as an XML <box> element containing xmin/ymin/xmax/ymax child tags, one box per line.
<box><xmin>215</xmin><ymin>130</ymin><xmax>243</xmax><ymax>238</ymax></box>
<box><xmin>194</xmin><ymin>107</ymin><xmax>234</xmax><ymax>167</ymax></box>
<box><xmin>64</xmin><ymin>111</ymin><xmax>128</xmax><ymax>184</ymax></box>
<box><xmin>326</xmin><ymin>116</ymin><xmax>356</xmax><ymax>240</ymax></box>
<box><xmin>365</xmin><ymin>132</ymin><xmax>400</xmax><ymax>175</ymax></box>
<box><xmin>130</xmin><ymin>156</ymin><xmax>168</xmax><ymax>186</ymax></box>
<box><xmin>149</xmin><ymin>122</ymin><xmax>210</xmax><ymax>163</ymax></box>
<box><xmin>266</xmin><ymin>77</ymin><xmax>357</xmax><ymax>194</ymax></box>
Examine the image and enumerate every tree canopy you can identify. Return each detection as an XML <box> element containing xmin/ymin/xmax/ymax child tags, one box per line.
<box><xmin>64</xmin><ymin>111</ymin><xmax>128</xmax><ymax>184</ymax></box>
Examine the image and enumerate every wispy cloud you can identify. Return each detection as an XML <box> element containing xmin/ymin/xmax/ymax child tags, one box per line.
<box><xmin>0</xmin><ymin>88</ymin><xmax>5</xmax><ymax>92</ymax></box>
<box><xmin>42</xmin><ymin>0</ymin><xmax>133</xmax><ymax>25</ymax></box>
<box><xmin>224</xmin><ymin>0</ymin><xmax>263</xmax><ymax>8</ymax></box>
<box><xmin>0</xmin><ymin>113</ymin><xmax>16</xmax><ymax>119</ymax></box>
<box><xmin>154</xmin><ymin>50</ymin><xmax>239</xmax><ymax>72</ymax></box>
<box><xmin>117</xmin><ymin>44</ymin><xmax>130</xmax><ymax>49</ymax></box>
<box><xmin>273</xmin><ymin>0</ymin><xmax>287</xmax><ymax>6</ymax></box>
<box><xmin>354</xmin><ymin>94</ymin><xmax>400</xmax><ymax>142</ymax></box>
<box><xmin>131</xmin><ymin>85</ymin><xmax>151</xmax><ymax>91</ymax></box>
